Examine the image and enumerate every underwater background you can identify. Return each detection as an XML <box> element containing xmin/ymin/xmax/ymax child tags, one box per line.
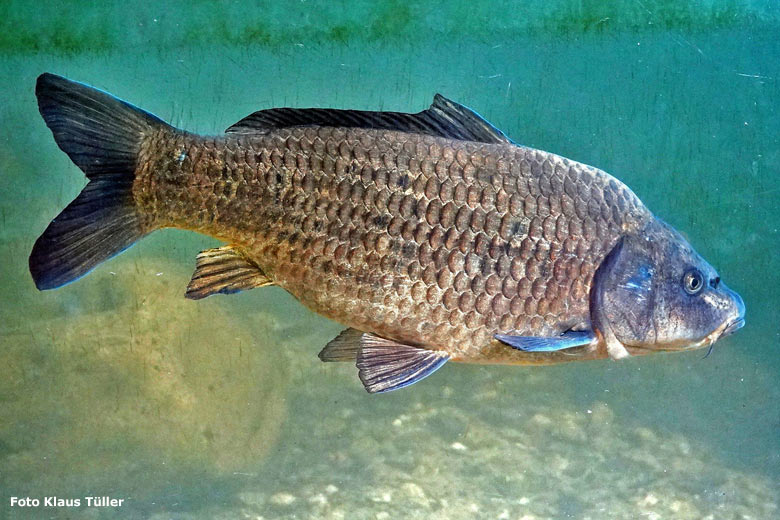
<box><xmin>1</xmin><ymin>1</ymin><xmax>778</xmax><ymax>518</ymax></box>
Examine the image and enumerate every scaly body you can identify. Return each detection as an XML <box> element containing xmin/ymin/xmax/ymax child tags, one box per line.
<box><xmin>135</xmin><ymin>127</ymin><xmax>650</xmax><ymax>362</ymax></box>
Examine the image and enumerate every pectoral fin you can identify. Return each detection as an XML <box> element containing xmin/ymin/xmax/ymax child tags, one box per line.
<box><xmin>185</xmin><ymin>245</ymin><xmax>273</xmax><ymax>300</ymax></box>
<box><xmin>495</xmin><ymin>331</ymin><xmax>597</xmax><ymax>352</ymax></box>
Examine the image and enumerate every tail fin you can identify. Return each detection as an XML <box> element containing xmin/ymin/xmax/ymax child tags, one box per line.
<box><xmin>30</xmin><ymin>73</ymin><xmax>171</xmax><ymax>290</ymax></box>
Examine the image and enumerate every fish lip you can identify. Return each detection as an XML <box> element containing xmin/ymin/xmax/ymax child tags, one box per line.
<box><xmin>721</xmin><ymin>285</ymin><xmax>745</xmax><ymax>339</ymax></box>
<box><xmin>721</xmin><ymin>316</ymin><xmax>745</xmax><ymax>338</ymax></box>
<box><xmin>688</xmin><ymin>313</ymin><xmax>745</xmax><ymax>351</ymax></box>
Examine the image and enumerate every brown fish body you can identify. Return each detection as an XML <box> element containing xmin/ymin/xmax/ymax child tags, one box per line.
<box><xmin>135</xmin><ymin>126</ymin><xmax>650</xmax><ymax>363</ymax></box>
<box><xmin>32</xmin><ymin>74</ymin><xmax>744</xmax><ymax>393</ymax></box>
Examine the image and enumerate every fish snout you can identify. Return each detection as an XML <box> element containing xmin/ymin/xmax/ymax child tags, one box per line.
<box><xmin>719</xmin><ymin>283</ymin><xmax>746</xmax><ymax>338</ymax></box>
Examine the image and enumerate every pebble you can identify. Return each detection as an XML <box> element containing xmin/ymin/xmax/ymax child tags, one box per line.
<box><xmin>269</xmin><ymin>493</ymin><xmax>296</xmax><ymax>506</ymax></box>
<box><xmin>237</xmin><ymin>492</ymin><xmax>265</xmax><ymax>506</ymax></box>
<box><xmin>402</xmin><ymin>482</ymin><xmax>426</xmax><ymax>499</ymax></box>
<box><xmin>451</xmin><ymin>442</ymin><xmax>468</xmax><ymax>451</ymax></box>
<box><xmin>371</xmin><ymin>491</ymin><xmax>392</xmax><ymax>503</ymax></box>
<box><xmin>308</xmin><ymin>493</ymin><xmax>327</xmax><ymax>505</ymax></box>
<box><xmin>635</xmin><ymin>427</ymin><xmax>657</xmax><ymax>441</ymax></box>
<box><xmin>677</xmin><ymin>440</ymin><xmax>691</xmax><ymax>456</ymax></box>
<box><xmin>325</xmin><ymin>484</ymin><xmax>339</xmax><ymax>494</ymax></box>
<box><xmin>531</xmin><ymin>413</ymin><xmax>552</xmax><ymax>426</ymax></box>
<box><xmin>640</xmin><ymin>493</ymin><xmax>658</xmax><ymax>506</ymax></box>
<box><xmin>392</xmin><ymin>414</ymin><xmax>410</xmax><ymax>427</ymax></box>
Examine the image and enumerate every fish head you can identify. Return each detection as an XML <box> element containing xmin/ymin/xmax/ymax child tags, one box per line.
<box><xmin>592</xmin><ymin>218</ymin><xmax>745</xmax><ymax>353</ymax></box>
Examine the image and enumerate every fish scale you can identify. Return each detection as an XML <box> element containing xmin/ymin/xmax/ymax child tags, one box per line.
<box><xmin>134</xmin><ymin>126</ymin><xmax>650</xmax><ymax>360</ymax></box>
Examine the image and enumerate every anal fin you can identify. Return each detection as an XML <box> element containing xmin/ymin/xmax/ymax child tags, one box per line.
<box><xmin>185</xmin><ymin>245</ymin><xmax>273</xmax><ymax>300</ymax></box>
<box><xmin>495</xmin><ymin>331</ymin><xmax>596</xmax><ymax>352</ymax></box>
<box><xmin>357</xmin><ymin>334</ymin><xmax>449</xmax><ymax>394</ymax></box>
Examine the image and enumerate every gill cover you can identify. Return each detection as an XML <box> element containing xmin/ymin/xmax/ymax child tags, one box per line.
<box><xmin>591</xmin><ymin>233</ymin><xmax>658</xmax><ymax>351</ymax></box>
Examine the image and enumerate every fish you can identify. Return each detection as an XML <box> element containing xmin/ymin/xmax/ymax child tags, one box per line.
<box><xmin>30</xmin><ymin>73</ymin><xmax>746</xmax><ymax>393</ymax></box>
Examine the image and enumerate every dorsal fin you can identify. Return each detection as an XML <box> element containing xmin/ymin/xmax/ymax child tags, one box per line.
<box><xmin>225</xmin><ymin>94</ymin><xmax>513</xmax><ymax>144</ymax></box>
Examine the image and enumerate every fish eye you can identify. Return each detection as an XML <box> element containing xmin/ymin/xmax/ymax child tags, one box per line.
<box><xmin>683</xmin><ymin>269</ymin><xmax>704</xmax><ymax>295</ymax></box>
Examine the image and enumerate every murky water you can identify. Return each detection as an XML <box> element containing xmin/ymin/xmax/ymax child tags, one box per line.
<box><xmin>1</xmin><ymin>2</ymin><xmax>778</xmax><ymax>519</ymax></box>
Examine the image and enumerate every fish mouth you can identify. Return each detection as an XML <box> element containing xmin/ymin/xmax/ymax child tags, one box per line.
<box><xmin>720</xmin><ymin>316</ymin><xmax>745</xmax><ymax>338</ymax></box>
<box><xmin>626</xmin><ymin>314</ymin><xmax>746</xmax><ymax>354</ymax></box>
<box><xmin>719</xmin><ymin>286</ymin><xmax>746</xmax><ymax>340</ymax></box>
<box><xmin>686</xmin><ymin>314</ymin><xmax>746</xmax><ymax>351</ymax></box>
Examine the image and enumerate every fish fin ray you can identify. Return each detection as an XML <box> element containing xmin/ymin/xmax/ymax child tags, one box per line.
<box><xmin>226</xmin><ymin>94</ymin><xmax>513</xmax><ymax>144</ymax></box>
<box><xmin>30</xmin><ymin>73</ymin><xmax>172</xmax><ymax>290</ymax></box>
<box><xmin>356</xmin><ymin>334</ymin><xmax>449</xmax><ymax>393</ymax></box>
<box><xmin>495</xmin><ymin>331</ymin><xmax>596</xmax><ymax>352</ymax></box>
<box><xmin>35</xmin><ymin>73</ymin><xmax>169</xmax><ymax>178</ymax></box>
<box><xmin>185</xmin><ymin>245</ymin><xmax>273</xmax><ymax>300</ymax></box>
<box><xmin>318</xmin><ymin>328</ymin><xmax>364</xmax><ymax>362</ymax></box>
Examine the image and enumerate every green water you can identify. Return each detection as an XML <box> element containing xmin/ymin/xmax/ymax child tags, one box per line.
<box><xmin>1</xmin><ymin>1</ymin><xmax>778</xmax><ymax>518</ymax></box>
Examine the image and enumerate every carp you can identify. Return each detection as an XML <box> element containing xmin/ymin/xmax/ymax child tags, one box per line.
<box><xmin>31</xmin><ymin>73</ymin><xmax>745</xmax><ymax>393</ymax></box>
